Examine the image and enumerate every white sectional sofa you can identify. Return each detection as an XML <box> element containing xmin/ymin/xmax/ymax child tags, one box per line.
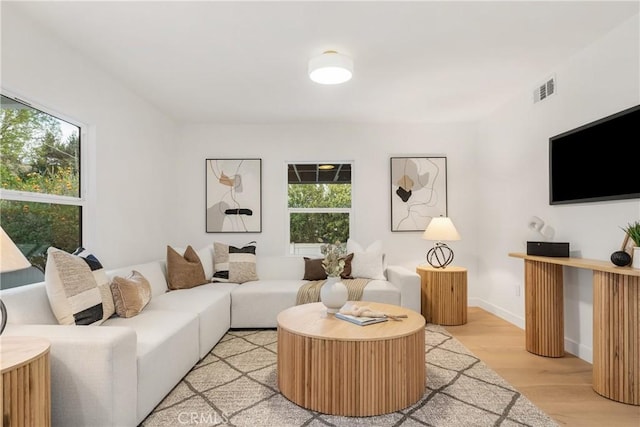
<box><xmin>0</xmin><ymin>246</ymin><xmax>421</xmax><ymax>427</ymax></box>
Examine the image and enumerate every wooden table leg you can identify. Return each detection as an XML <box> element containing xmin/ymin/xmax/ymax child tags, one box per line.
<box><xmin>524</xmin><ymin>260</ymin><xmax>564</xmax><ymax>357</ymax></box>
<box><xmin>593</xmin><ymin>271</ymin><xmax>640</xmax><ymax>405</ymax></box>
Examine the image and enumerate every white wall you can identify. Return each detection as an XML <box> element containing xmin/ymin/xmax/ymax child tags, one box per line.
<box><xmin>169</xmin><ymin>122</ymin><xmax>480</xmax><ymax>286</ymax></box>
<box><xmin>1</xmin><ymin>5</ymin><xmax>177</xmax><ymax>267</ymax></box>
<box><xmin>475</xmin><ymin>15</ymin><xmax>640</xmax><ymax>362</ymax></box>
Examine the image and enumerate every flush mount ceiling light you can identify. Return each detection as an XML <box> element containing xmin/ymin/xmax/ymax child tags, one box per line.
<box><xmin>308</xmin><ymin>50</ymin><xmax>353</xmax><ymax>85</ymax></box>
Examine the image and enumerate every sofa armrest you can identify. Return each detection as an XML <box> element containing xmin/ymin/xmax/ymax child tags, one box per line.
<box><xmin>385</xmin><ymin>265</ymin><xmax>421</xmax><ymax>314</ymax></box>
<box><xmin>3</xmin><ymin>324</ymin><xmax>138</xmax><ymax>427</ymax></box>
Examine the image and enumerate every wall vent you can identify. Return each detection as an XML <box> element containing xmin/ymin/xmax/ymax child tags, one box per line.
<box><xmin>533</xmin><ymin>75</ymin><xmax>556</xmax><ymax>103</ymax></box>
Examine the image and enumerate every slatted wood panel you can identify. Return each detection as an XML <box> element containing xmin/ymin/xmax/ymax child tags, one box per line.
<box><xmin>524</xmin><ymin>260</ymin><xmax>564</xmax><ymax>357</ymax></box>
<box><xmin>593</xmin><ymin>271</ymin><xmax>640</xmax><ymax>406</ymax></box>
<box><xmin>416</xmin><ymin>265</ymin><xmax>467</xmax><ymax>325</ymax></box>
<box><xmin>277</xmin><ymin>302</ymin><xmax>425</xmax><ymax>416</ymax></box>
<box><xmin>1</xmin><ymin>337</ymin><xmax>51</xmax><ymax>427</ymax></box>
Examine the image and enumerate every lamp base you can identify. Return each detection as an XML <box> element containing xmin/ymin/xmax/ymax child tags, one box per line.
<box><xmin>426</xmin><ymin>242</ymin><xmax>454</xmax><ymax>268</ymax></box>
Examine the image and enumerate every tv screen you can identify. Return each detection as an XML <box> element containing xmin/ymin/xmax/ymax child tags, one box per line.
<box><xmin>549</xmin><ymin>105</ymin><xmax>640</xmax><ymax>205</ymax></box>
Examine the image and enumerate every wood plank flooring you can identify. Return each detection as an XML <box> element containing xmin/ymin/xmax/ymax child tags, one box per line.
<box><xmin>445</xmin><ymin>307</ymin><xmax>640</xmax><ymax>427</ymax></box>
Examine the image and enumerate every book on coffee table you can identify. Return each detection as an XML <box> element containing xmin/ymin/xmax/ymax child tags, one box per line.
<box><xmin>335</xmin><ymin>312</ymin><xmax>388</xmax><ymax>326</ymax></box>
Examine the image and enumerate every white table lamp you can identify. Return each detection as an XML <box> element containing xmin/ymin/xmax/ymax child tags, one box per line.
<box><xmin>1</xmin><ymin>226</ymin><xmax>32</xmax><ymax>334</ymax></box>
<box><xmin>422</xmin><ymin>216</ymin><xmax>461</xmax><ymax>268</ymax></box>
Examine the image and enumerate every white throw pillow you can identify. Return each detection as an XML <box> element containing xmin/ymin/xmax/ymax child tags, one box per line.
<box><xmin>346</xmin><ymin>239</ymin><xmax>386</xmax><ymax>280</ymax></box>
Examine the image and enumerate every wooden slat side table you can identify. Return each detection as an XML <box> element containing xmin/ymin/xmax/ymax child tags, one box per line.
<box><xmin>277</xmin><ymin>302</ymin><xmax>425</xmax><ymax>416</ymax></box>
<box><xmin>416</xmin><ymin>265</ymin><xmax>468</xmax><ymax>325</ymax></box>
<box><xmin>1</xmin><ymin>336</ymin><xmax>51</xmax><ymax>427</ymax></box>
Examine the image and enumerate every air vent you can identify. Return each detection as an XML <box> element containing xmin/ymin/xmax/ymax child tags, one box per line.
<box><xmin>533</xmin><ymin>75</ymin><xmax>556</xmax><ymax>103</ymax></box>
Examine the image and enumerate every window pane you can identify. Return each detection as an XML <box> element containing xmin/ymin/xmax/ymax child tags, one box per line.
<box><xmin>290</xmin><ymin>212</ymin><xmax>350</xmax><ymax>244</ymax></box>
<box><xmin>0</xmin><ymin>200</ymin><xmax>81</xmax><ymax>271</ymax></box>
<box><xmin>288</xmin><ymin>184</ymin><xmax>351</xmax><ymax>208</ymax></box>
<box><xmin>1</xmin><ymin>95</ymin><xmax>80</xmax><ymax>198</ymax></box>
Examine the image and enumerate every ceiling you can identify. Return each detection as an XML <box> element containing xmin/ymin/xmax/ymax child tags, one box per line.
<box><xmin>288</xmin><ymin>163</ymin><xmax>352</xmax><ymax>184</ymax></box>
<box><xmin>4</xmin><ymin>1</ymin><xmax>638</xmax><ymax>124</ymax></box>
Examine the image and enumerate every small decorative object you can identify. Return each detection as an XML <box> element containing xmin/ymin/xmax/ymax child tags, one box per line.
<box><xmin>611</xmin><ymin>233</ymin><xmax>632</xmax><ymax>267</ymax></box>
<box><xmin>621</xmin><ymin>220</ymin><xmax>640</xmax><ymax>269</ymax></box>
<box><xmin>422</xmin><ymin>216</ymin><xmax>461</xmax><ymax>268</ymax></box>
<box><xmin>611</xmin><ymin>250</ymin><xmax>632</xmax><ymax>267</ymax></box>
<box><xmin>319</xmin><ymin>241</ymin><xmax>348</xmax><ymax>313</ymax></box>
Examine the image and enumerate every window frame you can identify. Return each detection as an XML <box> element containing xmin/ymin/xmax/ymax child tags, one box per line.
<box><xmin>285</xmin><ymin>161</ymin><xmax>354</xmax><ymax>256</ymax></box>
<box><xmin>0</xmin><ymin>89</ymin><xmax>88</xmax><ymax>254</ymax></box>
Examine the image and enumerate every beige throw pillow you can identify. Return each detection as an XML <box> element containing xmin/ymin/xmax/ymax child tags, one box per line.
<box><xmin>166</xmin><ymin>245</ymin><xmax>207</xmax><ymax>290</ymax></box>
<box><xmin>44</xmin><ymin>247</ymin><xmax>115</xmax><ymax>326</ymax></box>
<box><xmin>110</xmin><ymin>270</ymin><xmax>152</xmax><ymax>318</ymax></box>
<box><xmin>213</xmin><ymin>242</ymin><xmax>258</xmax><ymax>284</ymax></box>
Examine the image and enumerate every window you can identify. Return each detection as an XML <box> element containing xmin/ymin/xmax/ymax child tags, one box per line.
<box><xmin>1</xmin><ymin>94</ymin><xmax>84</xmax><ymax>279</ymax></box>
<box><xmin>287</xmin><ymin>162</ymin><xmax>352</xmax><ymax>255</ymax></box>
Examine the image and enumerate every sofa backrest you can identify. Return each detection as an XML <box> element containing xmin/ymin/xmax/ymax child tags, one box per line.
<box><xmin>1</xmin><ymin>281</ymin><xmax>58</xmax><ymax>325</ymax></box>
<box><xmin>256</xmin><ymin>256</ymin><xmax>305</xmax><ymax>280</ymax></box>
<box><xmin>107</xmin><ymin>260</ymin><xmax>169</xmax><ymax>298</ymax></box>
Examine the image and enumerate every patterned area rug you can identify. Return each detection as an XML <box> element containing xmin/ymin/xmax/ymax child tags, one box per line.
<box><xmin>142</xmin><ymin>325</ymin><xmax>557</xmax><ymax>426</ymax></box>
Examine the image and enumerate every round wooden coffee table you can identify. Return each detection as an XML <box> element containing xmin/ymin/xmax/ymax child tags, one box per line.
<box><xmin>277</xmin><ymin>302</ymin><xmax>425</xmax><ymax>416</ymax></box>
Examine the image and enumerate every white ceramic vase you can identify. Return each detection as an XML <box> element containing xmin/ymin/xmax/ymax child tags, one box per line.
<box><xmin>320</xmin><ymin>276</ymin><xmax>348</xmax><ymax>314</ymax></box>
<box><xmin>633</xmin><ymin>247</ymin><xmax>640</xmax><ymax>269</ymax></box>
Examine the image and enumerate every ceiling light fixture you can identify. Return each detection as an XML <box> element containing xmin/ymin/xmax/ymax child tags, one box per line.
<box><xmin>318</xmin><ymin>164</ymin><xmax>335</xmax><ymax>170</ymax></box>
<box><xmin>308</xmin><ymin>51</ymin><xmax>353</xmax><ymax>85</ymax></box>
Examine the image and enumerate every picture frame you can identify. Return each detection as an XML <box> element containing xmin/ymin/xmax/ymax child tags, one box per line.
<box><xmin>206</xmin><ymin>158</ymin><xmax>262</xmax><ymax>233</ymax></box>
<box><xmin>390</xmin><ymin>156</ymin><xmax>447</xmax><ymax>232</ymax></box>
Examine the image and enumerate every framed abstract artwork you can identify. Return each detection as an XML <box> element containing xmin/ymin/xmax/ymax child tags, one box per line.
<box><xmin>206</xmin><ymin>159</ymin><xmax>262</xmax><ymax>233</ymax></box>
<box><xmin>390</xmin><ymin>156</ymin><xmax>447</xmax><ymax>232</ymax></box>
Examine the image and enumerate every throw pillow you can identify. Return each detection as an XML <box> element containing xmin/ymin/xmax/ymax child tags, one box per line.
<box><xmin>340</xmin><ymin>253</ymin><xmax>355</xmax><ymax>279</ymax></box>
<box><xmin>45</xmin><ymin>247</ymin><xmax>115</xmax><ymax>326</ymax></box>
<box><xmin>213</xmin><ymin>242</ymin><xmax>258</xmax><ymax>284</ymax></box>
<box><xmin>110</xmin><ymin>270</ymin><xmax>152</xmax><ymax>318</ymax></box>
<box><xmin>346</xmin><ymin>239</ymin><xmax>386</xmax><ymax>280</ymax></box>
<box><xmin>303</xmin><ymin>258</ymin><xmax>327</xmax><ymax>280</ymax></box>
<box><xmin>303</xmin><ymin>253</ymin><xmax>353</xmax><ymax>280</ymax></box>
<box><xmin>166</xmin><ymin>245</ymin><xmax>207</xmax><ymax>290</ymax></box>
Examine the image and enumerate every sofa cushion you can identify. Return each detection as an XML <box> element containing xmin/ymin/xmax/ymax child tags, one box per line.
<box><xmin>231</xmin><ymin>280</ymin><xmax>306</xmax><ymax>328</ymax></box>
<box><xmin>166</xmin><ymin>245</ymin><xmax>207</xmax><ymax>290</ymax></box>
<box><xmin>213</xmin><ymin>242</ymin><xmax>258</xmax><ymax>283</ymax></box>
<box><xmin>110</xmin><ymin>270</ymin><xmax>152</xmax><ymax>318</ymax></box>
<box><xmin>44</xmin><ymin>247</ymin><xmax>115</xmax><ymax>325</ymax></box>
<box><xmin>146</xmin><ymin>282</ymin><xmax>235</xmax><ymax>358</ymax></box>
<box><xmin>103</xmin><ymin>309</ymin><xmax>199</xmax><ymax>423</ymax></box>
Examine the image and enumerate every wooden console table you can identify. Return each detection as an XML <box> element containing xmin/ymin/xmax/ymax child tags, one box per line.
<box><xmin>416</xmin><ymin>265</ymin><xmax>467</xmax><ymax>325</ymax></box>
<box><xmin>1</xmin><ymin>336</ymin><xmax>51</xmax><ymax>426</ymax></box>
<box><xmin>509</xmin><ymin>252</ymin><xmax>639</xmax><ymax>406</ymax></box>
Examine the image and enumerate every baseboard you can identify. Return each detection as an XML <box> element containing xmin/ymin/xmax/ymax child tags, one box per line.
<box><xmin>468</xmin><ymin>297</ymin><xmax>525</xmax><ymax>329</ymax></box>
<box><xmin>469</xmin><ymin>297</ymin><xmax>592</xmax><ymax>363</ymax></box>
<box><xmin>564</xmin><ymin>337</ymin><xmax>593</xmax><ymax>363</ymax></box>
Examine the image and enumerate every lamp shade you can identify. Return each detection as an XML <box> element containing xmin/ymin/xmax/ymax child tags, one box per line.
<box><xmin>422</xmin><ymin>217</ymin><xmax>461</xmax><ymax>242</ymax></box>
<box><xmin>0</xmin><ymin>227</ymin><xmax>31</xmax><ymax>273</ymax></box>
<box><xmin>309</xmin><ymin>51</ymin><xmax>353</xmax><ymax>85</ymax></box>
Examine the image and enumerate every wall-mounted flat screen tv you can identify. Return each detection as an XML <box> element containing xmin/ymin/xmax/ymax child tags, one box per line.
<box><xmin>549</xmin><ymin>104</ymin><xmax>640</xmax><ymax>205</ymax></box>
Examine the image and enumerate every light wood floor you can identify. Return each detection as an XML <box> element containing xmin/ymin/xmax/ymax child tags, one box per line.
<box><xmin>445</xmin><ymin>307</ymin><xmax>640</xmax><ymax>427</ymax></box>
